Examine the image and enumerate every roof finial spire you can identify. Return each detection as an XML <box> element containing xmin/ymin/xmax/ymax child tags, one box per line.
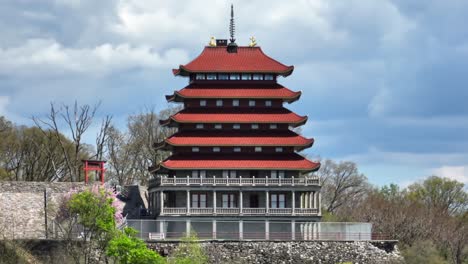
<box><xmin>227</xmin><ymin>4</ymin><xmax>238</xmax><ymax>53</ymax></box>
<box><xmin>229</xmin><ymin>4</ymin><xmax>235</xmax><ymax>44</ymax></box>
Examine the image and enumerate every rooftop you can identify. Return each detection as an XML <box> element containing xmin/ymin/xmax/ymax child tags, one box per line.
<box><xmin>155</xmin><ymin>153</ymin><xmax>320</xmax><ymax>172</ymax></box>
<box><xmin>160</xmin><ymin>108</ymin><xmax>307</xmax><ymax>127</ymax></box>
<box><xmin>166</xmin><ymin>83</ymin><xmax>301</xmax><ymax>103</ymax></box>
<box><xmin>173</xmin><ymin>46</ymin><xmax>294</xmax><ymax>76</ymax></box>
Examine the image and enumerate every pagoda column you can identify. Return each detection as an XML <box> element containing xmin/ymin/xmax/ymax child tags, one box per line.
<box><xmin>186</xmin><ymin>219</ymin><xmax>191</xmax><ymax>237</ymax></box>
<box><xmin>292</xmin><ymin>191</ymin><xmax>295</xmax><ymax>215</ymax></box>
<box><xmin>160</xmin><ymin>191</ymin><xmax>164</xmax><ymax>215</ymax></box>
<box><xmin>212</xmin><ymin>220</ymin><xmax>217</xmax><ymax>239</ymax></box>
<box><xmin>266</xmin><ymin>191</ymin><xmax>269</xmax><ymax>214</ymax></box>
<box><xmin>309</xmin><ymin>192</ymin><xmax>313</xmax><ymax>209</ymax></box>
<box><xmin>291</xmin><ymin>220</ymin><xmax>296</xmax><ymax>240</ymax></box>
<box><xmin>213</xmin><ymin>191</ymin><xmax>217</xmax><ymax>214</ymax></box>
<box><xmin>239</xmin><ymin>191</ymin><xmax>243</xmax><ymax>214</ymax></box>
<box><xmin>239</xmin><ymin>220</ymin><xmax>244</xmax><ymax>240</ymax></box>
<box><xmin>186</xmin><ymin>190</ymin><xmax>190</xmax><ymax>215</ymax></box>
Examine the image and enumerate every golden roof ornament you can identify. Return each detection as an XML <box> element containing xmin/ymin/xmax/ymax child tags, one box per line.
<box><xmin>249</xmin><ymin>36</ymin><xmax>257</xmax><ymax>47</ymax></box>
<box><xmin>209</xmin><ymin>36</ymin><xmax>216</xmax><ymax>47</ymax></box>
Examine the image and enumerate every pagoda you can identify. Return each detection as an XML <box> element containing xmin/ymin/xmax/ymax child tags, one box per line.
<box><xmin>147</xmin><ymin>6</ymin><xmax>321</xmax><ymax>240</ymax></box>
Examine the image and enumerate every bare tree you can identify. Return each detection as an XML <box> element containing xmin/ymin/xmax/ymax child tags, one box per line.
<box><xmin>317</xmin><ymin>159</ymin><xmax>369</xmax><ymax>214</ymax></box>
<box><xmin>33</xmin><ymin>101</ymin><xmax>108</xmax><ymax>182</ymax></box>
<box><xmin>106</xmin><ymin>126</ymin><xmax>135</xmax><ymax>185</ymax></box>
<box><xmin>105</xmin><ymin>105</ymin><xmax>180</xmax><ymax>185</ymax></box>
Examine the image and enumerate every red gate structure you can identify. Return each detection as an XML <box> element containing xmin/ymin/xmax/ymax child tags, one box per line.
<box><xmin>82</xmin><ymin>160</ymin><xmax>106</xmax><ymax>184</ymax></box>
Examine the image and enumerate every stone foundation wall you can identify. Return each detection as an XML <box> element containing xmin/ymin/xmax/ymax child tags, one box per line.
<box><xmin>0</xmin><ymin>181</ymin><xmax>84</xmax><ymax>239</ymax></box>
<box><xmin>149</xmin><ymin>241</ymin><xmax>404</xmax><ymax>264</ymax></box>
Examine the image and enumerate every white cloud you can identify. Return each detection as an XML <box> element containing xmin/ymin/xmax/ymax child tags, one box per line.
<box><xmin>432</xmin><ymin>166</ymin><xmax>468</xmax><ymax>184</ymax></box>
<box><xmin>0</xmin><ymin>38</ymin><xmax>189</xmax><ymax>77</ymax></box>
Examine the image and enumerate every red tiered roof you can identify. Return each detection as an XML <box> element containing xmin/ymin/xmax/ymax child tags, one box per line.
<box><xmin>160</xmin><ymin>108</ymin><xmax>307</xmax><ymax>127</ymax></box>
<box><xmin>173</xmin><ymin>47</ymin><xmax>294</xmax><ymax>76</ymax></box>
<box><xmin>156</xmin><ymin>131</ymin><xmax>314</xmax><ymax>151</ymax></box>
<box><xmin>155</xmin><ymin>153</ymin><xmax>320</xmax><ymax>172</ymax></box>
<box><xmin>166</xmin><ymin>84</ymin><xmax>301</xmax><ymax>103</ymax></box>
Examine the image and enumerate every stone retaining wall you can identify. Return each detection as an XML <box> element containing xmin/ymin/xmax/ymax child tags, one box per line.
<box><xmin>149</xmin><ymin>241</ymin><xmax>403</xmax><ymax>264</ymax></box>
<box><xmin>0</xmin><ymin>181</ymin><xmax>84</xmax><ymax>239</ymax></box>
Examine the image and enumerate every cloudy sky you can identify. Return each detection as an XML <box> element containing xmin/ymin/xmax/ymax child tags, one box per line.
<box><xmin>1</xmin><ymin>0</ymin><xmax>467</xmax><ymax>186</ymax></box>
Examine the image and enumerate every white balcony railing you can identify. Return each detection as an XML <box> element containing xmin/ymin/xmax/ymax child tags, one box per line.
<box><xmin>156</xmin><ymin>176</ymin><xmax>319</xmax><ymax>187</ymax></box>
<box><xmin>294</xmin><ymin>208</ymin><xmax>319</xmax><ymax>215</ymax></box>
<box><xmin>242</xmin><ymin>208</ymin><xmax>266</xmax><ymax>215</ymax></box>
<box><xmin>163</xmin><ymin>208</ymin><xmax>187</xmax><ymax>215</ymax></box>
<box><xmin>191</xmin><ymin>208</ymin><xmax>214</xmax><ymax>215</ymax></box>
<box><xmin>216</xmin><ymin>208</ymin><xmax>241</xmax><ymax>215</ymax></box>
<box><xmin>269</xmin><ymin>208</ymin><xmax>293</xmax><ymax>215</ymax></box>
<box><xmin>162</xmin><ymin>207</ymin><xmax>318</xmax><ymax>216</ymax></box>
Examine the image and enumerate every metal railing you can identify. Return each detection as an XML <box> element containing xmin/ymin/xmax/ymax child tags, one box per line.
<box><xmin>153</xmin><ymin>176</ymin><xmax>320</xmax><ymax>187</ymax></box>
<box><xmin>126</xmin><ymin>220</ymin><xmax>388</xmax><ymax>241</ymax></box>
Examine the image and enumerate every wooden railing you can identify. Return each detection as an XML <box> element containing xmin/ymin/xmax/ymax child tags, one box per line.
<box><xmin>162</xmin><ymin>207</ymin><xmax>318</xmax><ymax>216</ymax></box>
<box><xmin>154</xmin><ymin>176</ymin><xmax>320</xmax><ymax>187</ymax></box>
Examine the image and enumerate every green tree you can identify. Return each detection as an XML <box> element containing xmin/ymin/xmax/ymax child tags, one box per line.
<box><xmin>107</xmin><ymin>227</ymin><xmax>165</xmax><ymax>264</ymax></box>
<box><xmin>168</xmin><ymin>229</ymin><xmax>208</xmax><ymax>264</ymax></box>
<box><xmin>407</xmin><ymin>176</ymin><xmax>468</xmax><ymax>215</ymax></box>
<box><xmin>55</xmin><ymin>185</ymin><xmax>124</xmax><ymax>264</ymax></box>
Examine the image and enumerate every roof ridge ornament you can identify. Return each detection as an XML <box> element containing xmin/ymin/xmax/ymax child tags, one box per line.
<box><xmin>209</xmin><ymin>36</ymin><xmax>216</xmax><ymax>47</ymax></box>
<box><xmin>227</xmin><ymin>4</ymin><xmax>238</xmax><ymax>53</ymax></box>
<box><xmin>249</xmin><ymin>36</ymin><xmax>257</xmax><ymax>47</ymax></box>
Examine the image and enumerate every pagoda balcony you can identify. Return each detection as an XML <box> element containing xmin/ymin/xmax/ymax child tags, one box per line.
<box><xmin>160</xmin><ymin>207</ymin><xmax>319</xmax><ymax>216</ymax></box>
<box><xmin>150</xmin><ymin>176</ymin><xmax>320</xmax><ymax>187</ymax></box>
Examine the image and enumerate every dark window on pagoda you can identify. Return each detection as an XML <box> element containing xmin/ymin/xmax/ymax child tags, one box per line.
<box><xmin>192</xmin><ymin>147</ymin><xmax>200</xmax><ymax>152</ymax></box>
<box><xmin>271</xmin><ymin>170</ymin><xmax>285</xmax><ymax>178</ymax></box>
<box><xmin>253</xmin><ymin>74</ymin><xmax>263</xmax><ymax>80</ymax></box>
<box><xmin>192</xmin><ymin>170</ymin><xmax>206</xmax><ymax>178</ymax></box>
<box><xmin>232</xmin><ymin>99</ymin><xmax>239</xmax><ymax>107</ymax></box>
<box><xmin>233</xmin><ymin>147</ymin><xmax>241</xmax><ymax>152</ymax></box>
<box><xmin>216</xmin><ymin>99</ymin><xmax>223</xmax><ymax>106</ymax></box>
<box><xmin>250</xmin><ymin>194</ymin><xmax>259</xmax><ymax>208</ymax></box>
<box><xmin>251</xmin><ymin>124</ymin><xmax>259</xmax><ymax>129</ymax></box>
<box><xmin>222</xmin><ymin>194</ymin><xmax>237</xmax><ymax>208</ymax></box>
<box><xmin>214</xmin><ymin>124</ymin><xmax>222</xmax><ymax>129</ymax></box>
<box><xmin>196</xmin><ymin>124</ymin><xmax>204</xmax><ymax>129</ymax></box>
<box><xmin>230</xmin><ymin>74</ymin><xmax>240</xmax><ymax>80</ymax></box>
<box><xmin>275</xmin><ymin>147</ymin><xmax>283</xmax><ymax>153</ymax></box>
<box><xmin>249</xmin><ymin>100</ymin><xmax>256</xmax><ymax>107</ymax></box>
<box><xmin>270</xmin><ymin>124</ymin><xmax>278</xmax><ymax>129</ymax></box>
<box><xmin>222</xmin><ymin>170</ymin><xmax>237</xmax><ymax>178</ymax></box>
<box><xmin>265</xmin><ymin>100</ymin><xmax>272</xmax><ymax>107</ymax></box>
<box><xmin>195</xmin><ymin>74</ymin><xmax>205</xmax><ymax>80</ymax></box>
<box><xmin>207</xmin><ymin>73</ymin><xmax>217</xmax><ymax>80</ymax></box>
<box><xmin>233</xmin><ymin>124</ymin><xmax>240</xmax><ymax>129</ymax></box>
<box><xmin>241</xmin><ymin>74</ymin><xmax>252</xmax><ymax>80</ymax></box>
<box><xmin>200</xmin><ymin>100</ymin><xmax>207</xmax><ymax>106</ymax></box>
<box><xmin>271</xmin><ymin>194</ymin><xmax>286</xmax><ymax>208</ymax></box>
<box><xmin>255</xmin><ymin>146</ymin><xmax>262</xmax><ymax>152</ymax></box>
<box><xmin>192</xmin><ymin>193</ymin><xmax>207</xmax><ymax>208</ymax></box>
<box><xmin>265</xmin><ymin>74</ymin><xmax>274</xmax><ymax>80</ymax></box>
<box><xmin>219</xmin><ymin>73</ymin><xmax>229</xmax><ymax>80</ymax></box>
<box><xmin>213</xmin><ymin>147</ymin><xmax>220</xmax><ymax>152</ymax></box>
